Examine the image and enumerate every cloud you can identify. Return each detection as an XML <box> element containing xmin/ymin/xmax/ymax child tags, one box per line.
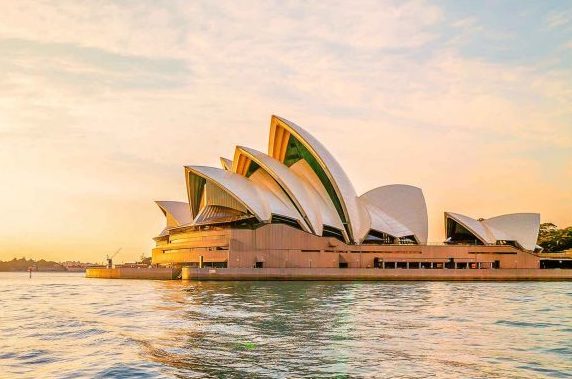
<box><xmin>0</xmin><ymin>0</ymin><xmax>188</xmax><ymax>58</ymax></box>
<box><xmin>546</xmin><ymin>8</ymin><xmax>572</xmax><ymax>30</ymax></box>
<box><xmin>0</xmin><ymin>0</ymin><xmax>571</xmax><ymax>260</ymax></box>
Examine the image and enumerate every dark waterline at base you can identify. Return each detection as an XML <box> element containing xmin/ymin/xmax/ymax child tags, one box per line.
<box><xmin>1</xmin><ymin>272</ymin><xmax>571</xmax><ymax>378</ymax></box>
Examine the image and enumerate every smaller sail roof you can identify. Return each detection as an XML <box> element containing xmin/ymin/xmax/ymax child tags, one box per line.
<box><xmin>485</xmin><ymin>213</ymin><xmax>540</xmax><ymax>251</ymax></box>
<box><xmin>155</xmin><ymin>201</ymin><xmax>192</xmax><ymax>227</ymax></box>
<box><xmin>360</xmin><ymin>185</ymin><xmax>428</xmax><ymax>243</ymax></box>
<box><xmin>186</xmin><ymin>165</ymin><xmax>305</xmax><ymax>226</ymax></box>
<box><xmin>186</xmin><ymin>166</ymin><xmax>270</xmax><ymax>222</ymax></box>
<box><xmin>445</xmin><ymin>212</ymin><xmax>540</xmax><ymax>250</ymax></box>
<box><xmin>445</xmin><ymin>212</ymin><xmax>494</xmax><ymax>244</ymax></box>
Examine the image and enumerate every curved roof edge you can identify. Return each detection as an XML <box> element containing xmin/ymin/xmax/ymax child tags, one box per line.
<box><xmin>233</xmin><ymin>145</ymin><xmax>321</xmax><ymax>234</ymax></box>
<box><xmin>360</xmin><ymin>184</ymin><xmax>428</xmax><ymax>243</ymax></box>
<box><xmin>268</xmin><ymin>115</ymin><xmax>369</xmax><ymax>243</ymax></box>
<box><xmin>485</xmin><ymin>213</ymin><xmax>540</xmax><ymax>251</ymax></box>
<box><xmin>155</xmin><ymin>201</ymin><xmax>192</xmax><ymax>227</ymax></box>
<box><xmin>289</xmin><ymin>159</ymin><xmax>347</xmax><ymax>239</ymax></box>
<box><xmin>220</xmin><ymin>157</ymin><xmax>233</xmax><ymax>171</ymax></box>
<box><xmin>444</xmin><ymin>212</ymin><xmax>494</xmax><ymax>244</ymax></box>
<box><xmin>185</xmin><ymin>166</ymin><xmax>271</xmax><ymax>222</ymax></box>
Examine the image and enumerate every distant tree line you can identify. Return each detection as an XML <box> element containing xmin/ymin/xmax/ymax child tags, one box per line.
<box><xmin>538</xmin><ymin>223</ymin><xmax>572</xmax><ymax>253</ymax></box>
<box><xmin>0</xmin><ymin>258</ymin><xmax>66</xmax><ymax>272</ymax></box>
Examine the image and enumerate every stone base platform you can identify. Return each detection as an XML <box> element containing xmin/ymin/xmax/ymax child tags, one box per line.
<box><xmin>182</xmin><ymin>267</ymin><xmax>572</xmax><ymax>281</ymax></box>
<box><xmin>85</xmin><ymin>267</ymin><xmax>180</xmax><ymax>280</ymax></box>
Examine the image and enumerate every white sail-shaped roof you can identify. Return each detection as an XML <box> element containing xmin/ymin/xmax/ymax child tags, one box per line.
<box><xmin>445</xmin><ymin>212</ymin><xmax>540</xmax><ymax>250</ymax></box>
<box><xmin>233</xmin><ymin>146</ymin><xmax>342</xmax><ymax>236</ymax></box>
<box><xmin>186</xmin><ymin>165</ymin><xmax>304</xmax><ymax>227</ymax></box>
<box><xmin>361</xmin><ymin>185</ymin><xmax>428</xmax><ymax>243</ymax></box>
<box><xmin>155</xmin><ymin>201</ymin><xmax>192</xmax><ymax>236</ymax></box>
<box><xmin>365</xmin><ymin>205</ymin><xmax>412</xmax><ymax>237</ymax></box>
<box><xmin>289</xmin><ymin>159</ymin><xmax>347</xmax><ymax>238</ymax></box>
<box><xmin>268</xmin><ymin>115</ymin><xmax>370</xmax><ymax>243</ymax></box>
<box><xmin>445</xmin><ymin>212</ymin><xmax>494</xmax><ymax>244</ymax></box>
<box><xmin>155</xmin><ymin>201</ymin><xmax>192</xmax><ymax>227</ymax></box>
<box><xmin>186</xmin><ymin>166</ymin><xmax>269</xmax><ymax>222</ymax></box>
<box><xmin>155</xmin><ymin>113</ymin><xmax>542</xmax><ymax>251</ymax></box>
<box><xmin>247</xmin><ymin>168</ymin><xmax>308</xmax><ymax>229</ymax></box>
<box><xmin>484</xmin><ymin>213</ymin><xmax>540</xmax><ymax>251</ymax></box>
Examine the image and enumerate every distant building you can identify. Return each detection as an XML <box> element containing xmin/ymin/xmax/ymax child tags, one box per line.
<box><xmin>152</xmin><ymin>115</ymin><xmax>541</xmax><ymax>270</ymax></box>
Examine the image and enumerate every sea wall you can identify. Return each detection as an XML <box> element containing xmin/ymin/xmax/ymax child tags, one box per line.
<box><xmin>181</xmin><ymin>267</ymin><xmax>572</xmax><ymax>281</ymax></box>
<box><xmin>86</xmin><ymin>267</ymin><xmax>180</xmax><ymax>280</ymax></box>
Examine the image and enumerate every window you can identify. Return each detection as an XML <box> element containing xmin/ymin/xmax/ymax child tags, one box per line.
<box><xmin>445</xmin><ymin>258</ymin><xmax>455</xmax><ymax>269</ymax></box>
<box><xmin>203</xmin><ymin>261</ymin><xmax>228</xmax><ymax>268</ymax></box>
<box><xmin>363</xmin><ymin>230</ymin><xmax>394</xmax><ymax>244</ymax></box>
<box><xmin>245</xmin><ymin>161</ymin><xmax>260</xmax><ymax>177</ymax></box>
<box><xmin>271</xmin><ymin>215</ymin><xmax>303</xmax><ymax>230</ymax></box>
<box><xmin>323</xmin><ymin>226</ymin><xmax>346</xmax><ymax>242</ymax></box>
<box><xmin>255</xmin><ymin>261</ymin><xmax>264</xmax><ymax>268</ymax></box>
<box><xmin>399</xmin><ymin>236</ymin><xmax>418</xmax><ymax>245</ymax></box>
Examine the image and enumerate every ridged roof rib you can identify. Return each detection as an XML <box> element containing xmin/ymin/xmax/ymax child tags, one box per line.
<box><xmin>445</xmin><ymin>212</ymin><xmax>540</xmax><ymax>251</ymax></box>
<box><xmin>268</xmin><ymin>115</ymin><xmax>370</xmax><ymax>243</ymax></box>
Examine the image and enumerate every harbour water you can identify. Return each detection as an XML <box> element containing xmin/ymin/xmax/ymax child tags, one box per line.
<box><xmin>1</xmin><ymin>272</ymin><xmax>571</xmax><ymax>378</ymax></box>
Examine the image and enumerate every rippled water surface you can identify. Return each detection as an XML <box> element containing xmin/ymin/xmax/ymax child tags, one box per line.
<box><xmin>1</xmin><ymin>272</ymin><xmax>571</xmax><ymax>378</ymax></box>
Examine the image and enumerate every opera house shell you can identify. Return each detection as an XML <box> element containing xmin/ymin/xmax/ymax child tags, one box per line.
<box><xmin>152</xmin><ymin>115</ymin><xmax>542</xmax><ymax>271</ymax></box>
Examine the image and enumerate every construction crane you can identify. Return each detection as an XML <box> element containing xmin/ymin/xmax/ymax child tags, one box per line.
<box><xmin>106</xmin><ymin>248</ymin><xmax>122</xmax><ymax>269</ymax></box>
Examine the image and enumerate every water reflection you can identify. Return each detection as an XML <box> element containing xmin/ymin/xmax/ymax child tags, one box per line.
<box><xmin>0</xmin><ymin>273</ymin><xmax>571</xmax><ymax>378</ymax></box>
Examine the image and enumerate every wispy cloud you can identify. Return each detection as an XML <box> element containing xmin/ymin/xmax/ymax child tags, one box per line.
<box><xmin>546</xmin><ymin>8</ymin><xmax>572</xmax><ymax>30</ymax></box>
<box><xmin>0</xmin><ymin>0</ymin><xmax>571</xmax><ymax>261</ymax></box>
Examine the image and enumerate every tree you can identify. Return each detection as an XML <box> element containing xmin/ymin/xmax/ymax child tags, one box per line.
<box><xmin>538</xmin><ymin>223</ymin><xmax>572</xmax><ymax>252</ymax></box>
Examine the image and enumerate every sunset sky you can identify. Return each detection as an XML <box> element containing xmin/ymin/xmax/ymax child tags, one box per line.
<box><xmin>0</xmin><ymin>0</ymin><xmax>571</xmax><ymax>263</ymax></box>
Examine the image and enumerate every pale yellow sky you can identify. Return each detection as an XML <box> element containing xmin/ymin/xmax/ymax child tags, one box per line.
<box><xmin>0</xmin><ymin>1</ymin><xmax>571</xmax><ymax>263</ymax></box>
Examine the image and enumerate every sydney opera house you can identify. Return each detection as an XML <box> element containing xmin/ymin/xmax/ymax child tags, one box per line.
<box><xmin>152</xmin><ymin>115</ymin><xmax>542</xmax><ymax>271</ymax></box>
